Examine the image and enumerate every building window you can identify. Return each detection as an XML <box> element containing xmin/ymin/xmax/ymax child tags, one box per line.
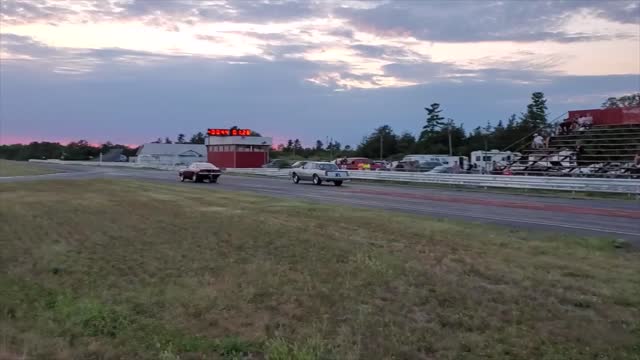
<box><xmin>475</xmin><ymin>156</ymin><xmax>481</xmax><ymax>161</ymax></box>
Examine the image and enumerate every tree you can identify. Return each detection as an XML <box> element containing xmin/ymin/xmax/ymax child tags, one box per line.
<box><xmin>520</xmin><ymin>91</ymin><xmax>548</xmax><ymax>129</ymax></box>
<box><xmin>164</xmin><ymin>137</ymin><xmax>173</xmax><ymax>144</ymax></box>
<box><xmin>100</xmin><ymin>141</ymin><xmax>114</xmax><ymax>153</ymax></box>
<box><xmin>151</xmin><ymin>138</ymin><xmax>162</xmax><ymax>144</ymax></box>
<box><xmin>293</xmin><ymin>139</ymin><xmax>303</xmax><ymax>152</ymax></box>
<box><xmin>177</xmin><ymin>134</ymin><xmax>186</xmax><ymax>143</ymax></box>
<box><xmin>357</xmin><ymin>125</ymin><xmax>398</xmax><ymax>159</ymax></box>
<box><xmin>396</xmin><ymin>132</ymin><xmax>416</xmax><ymax>155</ymax></box>
<box><xmin>602</xmin><ymin>93</ymin><xmax>640</xmax><ymax>108</ymax></box>
<box><xmin>285</xmin><ymin>139</ymin><xmax>293</xmax><ymax>152</ymax></box>
<box><xmin>420</xmin><ymin>103</ymin><xmax>445</xmax><ymax>141</ymax></box>
<box><xmin>315</xmin><ymin>140</ymin><xmax>324</xmax><ymax>151</ymax></box>
<box><xmin>506</xmin><ymin>114</ymin><xmax>517</xmax><ymax>129</ymax></box>
<box><xmin>190</xmin><ymin>132</ymin><xmax>205</xmax><ymax>144</ymax></box>
<box><xmin>327</xmin><ymin>141</ymin><xmax>341</xmax><ymax>152</ymax></box>
<box><xmin>344</xmin><ymin>145</ymin><xmax>352</xmax><ymax>151</ymax></box>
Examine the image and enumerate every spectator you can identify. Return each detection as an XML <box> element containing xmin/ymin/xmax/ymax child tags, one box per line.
<box><xmin>559</xmin><ymin>118</ymin><xmax>573</xmax><ymax>135</ymax></box>
<box><xmin>575</xmin><ymin>143</ymin><xmax>585</xmax><ymax>167</ymax></box>
<box><xmin>532</xmin><ymin>133</ymin><xmax>544</xmax><ymax>149</ymax></box>
<box><xmin>577</xmin><ymin>115</ymin><xmax>593</xmax><ymax>131</ymax></box>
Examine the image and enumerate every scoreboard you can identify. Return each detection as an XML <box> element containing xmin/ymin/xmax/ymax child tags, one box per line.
<box><xmin>207</xmin><ymin>128</ymin><xmax>252</xmax><ymax>136</ymax></box>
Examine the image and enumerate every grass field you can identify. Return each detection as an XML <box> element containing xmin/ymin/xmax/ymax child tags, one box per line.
<box><xmin>0</xmin><ymin>159</ymin><xmax>61</xmax><ymax>177</ymax></box>
<box><xmin>0</xmin><ymin>179</ymin><xmax>638</xmax><ymax>359</ymax></box>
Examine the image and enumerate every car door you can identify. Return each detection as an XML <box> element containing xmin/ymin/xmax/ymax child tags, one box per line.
<box><xmin>186</xmin><ymin>164</ymin><xmax>197</xmax><ymax>179</ymax></box>
<box><xmin>300</xmin><ymin>163</ymin><xmax>314</xmax><ymax>180</ymax></box>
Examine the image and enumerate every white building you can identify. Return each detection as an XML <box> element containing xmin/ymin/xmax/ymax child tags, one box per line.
<box><xmin>136</xmin><ymin>143</ymin><xmax>206</xmax><ymax>167</ymax></box>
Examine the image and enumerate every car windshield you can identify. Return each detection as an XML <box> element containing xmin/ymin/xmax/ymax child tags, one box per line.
<box><xmin>317</xmin><ymin>163</ymin><xmax>339</xmax><ymax>171</ymax></box>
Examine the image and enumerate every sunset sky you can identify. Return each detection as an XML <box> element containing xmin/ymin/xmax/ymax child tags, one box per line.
<box><xmin>1</xmin><ymin>0</ymin><xmax>639</xmax><ymax>146</ymax></box>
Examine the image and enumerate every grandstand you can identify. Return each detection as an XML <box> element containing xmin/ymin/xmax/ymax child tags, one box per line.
<box><xmin>508</xmin><ymin>108</ymin><xmax>640</xmax><ymax>177</ymax></box>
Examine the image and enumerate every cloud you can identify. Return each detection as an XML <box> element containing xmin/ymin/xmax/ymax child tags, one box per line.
<box><xmin>0</xmin><ymin>0</ymin><xmax>638</xmax><ymax>146</ymax></box>
<box><xmin>335</xmin><ymin>0</ymin><xmax>639</xmax><ymax>43</ymax></box>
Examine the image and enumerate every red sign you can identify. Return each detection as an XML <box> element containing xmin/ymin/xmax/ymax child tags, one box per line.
<box><xmin>207</xmin><ymin>128</ymin><xmax>252</xmax><ymax>136</ymax></box>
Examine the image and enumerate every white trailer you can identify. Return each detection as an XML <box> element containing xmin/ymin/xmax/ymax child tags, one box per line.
<box><xmin>402</xmin><ymin>154</ymin><xmax>468</xmax><ymax>169</ymax></box>
<box><xmin>470</xmin><ymin>150</ymin><xmax>519</xmax><ymax>171</ymax></box>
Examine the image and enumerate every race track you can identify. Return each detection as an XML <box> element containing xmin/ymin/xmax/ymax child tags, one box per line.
<box><xmin>2</xmin><ymin>164</ymin><xmax>639</xmax><ymax>242</ymax></box>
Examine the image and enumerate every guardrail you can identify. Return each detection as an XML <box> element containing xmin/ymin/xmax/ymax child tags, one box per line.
<box><xmin>28</xmin><ymin>160</ymin><xmax>640</xmax><ymax>195</ymax></box>
<box><xmin>29</xmin><ymin>159</ymin><xmax>179</xmax><ymax>171</ymax></box>
<box><xmin>226</xmin><ymin>168</ymin><xmax>640</xmax><ymax>195</ymax></box>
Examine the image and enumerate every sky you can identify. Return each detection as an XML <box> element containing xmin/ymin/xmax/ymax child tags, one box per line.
<box><xmin>0</xmin><ymin>0</ymin><xmax>639</xmax><ymax>147</ymax></box>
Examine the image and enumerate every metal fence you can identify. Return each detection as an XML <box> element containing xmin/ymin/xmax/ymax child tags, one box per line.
<box><xmin>28</xmin><ymin>160</ymin><xmax>640</xmax><ymax>194</ymax></box>
<box><xmin>226</xmin><ymin>168</ymin><xmax>640</xmax><ymax>195</ymax></box>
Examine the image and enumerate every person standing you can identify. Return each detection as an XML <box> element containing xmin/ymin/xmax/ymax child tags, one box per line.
<box><xmin>532</xmin><ymin>133</ymin><xmax>544</xmax><ymax>149</ymax></box>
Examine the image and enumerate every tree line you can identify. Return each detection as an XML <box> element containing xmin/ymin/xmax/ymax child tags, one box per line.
<box><xmin>273</xmin><ymin>92</ymin><xmax>638</xmax><ymax>160</ymax></box>
<box><xmin>1</xmin><ymin>93</ymin><xmax>637</xmax><ymax>161</ymax></box>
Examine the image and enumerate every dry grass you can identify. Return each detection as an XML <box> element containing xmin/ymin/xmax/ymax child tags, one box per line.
<box><xmin>0</xmin><ymin>160</ymin><xmax>60</xmax><ymax>177</ymax></box>
<box><xmin>0</xmin><ymin>179</ymin><xmax>638</xmax><ymax>359</ymax></box>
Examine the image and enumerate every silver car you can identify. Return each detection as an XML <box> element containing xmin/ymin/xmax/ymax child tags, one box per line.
<box><xmin>290</xmin><ymin>161</ymin><xmax>350</xmax><ymax>186</ymax></box>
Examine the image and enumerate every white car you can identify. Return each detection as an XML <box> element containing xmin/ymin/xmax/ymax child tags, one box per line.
<box><xmin>289</xmin><ymin>161</ymin><xmax>350</xmax><ymax>186</ymax></box>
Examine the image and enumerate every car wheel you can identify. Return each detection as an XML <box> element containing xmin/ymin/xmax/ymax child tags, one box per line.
<box><xmin>193</xmin><ymin>175</ymin><xmax>200</xmax><ymax>183</ymax></box>
<box><xmin>334</xmin><ymin>180</ymin><xmax>343</xmax><ymax>186</ymax></box>
<box><xmin>179</xmin><ymin>174</ymin><xmax>185</xmax><ymax>182</ymax></box>
<box><xmin>312</xmin><ymin>174</ymin><xmax>322</xmax><ymax>185</ymax></box>
<box><xmin>292</xmin><ymin>173</ymin><xmax>300</xmax><ymax>184</ymax></box>
<box><xmin>209</xmin><ymin>176</ymin><xmax>217</xmax><ymax>184</ymax></box>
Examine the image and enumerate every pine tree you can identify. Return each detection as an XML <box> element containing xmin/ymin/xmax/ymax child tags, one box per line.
<box><xmin>521</xmin><ymin>92</ymin><xmax>548</xmax><ymax>129</ymax></box>
<box><xmin>420</xmin><ymin>103</ymin><xmax>445</xmax><ymax>141</ymax></box>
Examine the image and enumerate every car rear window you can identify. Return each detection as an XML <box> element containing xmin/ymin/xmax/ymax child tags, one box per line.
<box><xmin>196</xmin><ymin>163</ymin><xmax>215</xmax><ymax>169</ymax></box>
<box><xmin>317</xmin><ymin>164</ymin><xmax>339</xmax><ymax>171</ymax></box>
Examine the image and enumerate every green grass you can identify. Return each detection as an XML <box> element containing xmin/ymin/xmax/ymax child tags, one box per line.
<box><xmin>0</xmin><ymin>179</ymin><xmax>639</xmax><ymax>359</ymax></box>
<box><xmin>0</xmin><ymin>159</ymin><xmax>61</xmax><ymax>177</ymax></box>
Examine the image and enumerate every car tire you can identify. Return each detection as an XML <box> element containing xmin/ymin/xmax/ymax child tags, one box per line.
<box><xmin>292</xmin><ymin>173</ymin><xmax>300</xmax><ymax>184</ymax></box>
<box><xmin>179</xmin><ymin>174</ymin><xmax>185</xmax><ymax>182</ymax></box>
<box><xmin>193</xmin><ymin>175</ymin><xmax>200</xmax><ymax>183</ymax></box>
<box><xmin>312</xmin><ymin>174</ymin><xmax>322</xmax><ymax>185</ymax></box>
<box><xmin>334</xmin><ymin>180</ymin><xmax>343</xmax><ymax>186</ymax></box>
<box><xmin>210</xmin><ymin>176</ymin><xmax>217</xmax><ymax>184</ymax></box>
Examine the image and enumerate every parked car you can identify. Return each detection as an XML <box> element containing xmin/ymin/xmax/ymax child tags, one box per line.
<box><xmin>392</xmin><ymin>160</ymin><xmax>442</xmax><ymax>172</ymax></box>
<box><xmin>262</xmin><ymin>159</ymin><xmax>291</xmax><ymax>169</ymax></box>
<box><xmin>290</xmin><ymin>161</ymin><xmax>350</xmax><ymax>186</ymax></box>
<box><xmin>179</xmin><ymin>162</ymin><xmax>222</xmax><ymax>183</ymax></box>
<box><xmin>428</xmin><ymin>165</ymin><xmax>466</xmax><ymax>174</ymax></box>
<box><xmin>336</xmin><ymin>157</ymin><xmax>373</xmax><ymax>170</ymax></box>
<box><xmin>371</xmin><ymin>160</ymin><xmax>390</xmax><ymax>171</ymax></box>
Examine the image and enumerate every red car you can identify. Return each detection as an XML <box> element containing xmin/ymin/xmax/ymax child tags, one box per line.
<box><xmin>179</xmin><ymin>162</ymin><xmax>222</xmax><ymax>183</ymax></box>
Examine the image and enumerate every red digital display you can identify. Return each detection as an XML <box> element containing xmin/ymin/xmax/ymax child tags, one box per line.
<box><xmin>207</xmin><ymin>128</ymin><xmax>252</xmax><ymax>136</ymax></box>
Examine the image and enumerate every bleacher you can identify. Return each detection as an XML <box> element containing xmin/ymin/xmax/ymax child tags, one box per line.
<box><xmin>508</xmin><ymin>123</ymin><xmax>640</xmax><ymax>178</ymax></box>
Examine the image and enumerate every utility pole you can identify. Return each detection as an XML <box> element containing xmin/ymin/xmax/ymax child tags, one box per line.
<box><xmin>329</xmin><ymin>137</ymin><xmax>333</xmax><ymax>160</ymax></box>
<box><xmin>380</xmin><ymin>133</ymin><xmax>383</xmax><ymax>160</ymax></box>
<box><xmin>447</xmin><ymin>118</ymin><xmax>454</xmax><ymax>156</ymax></box>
